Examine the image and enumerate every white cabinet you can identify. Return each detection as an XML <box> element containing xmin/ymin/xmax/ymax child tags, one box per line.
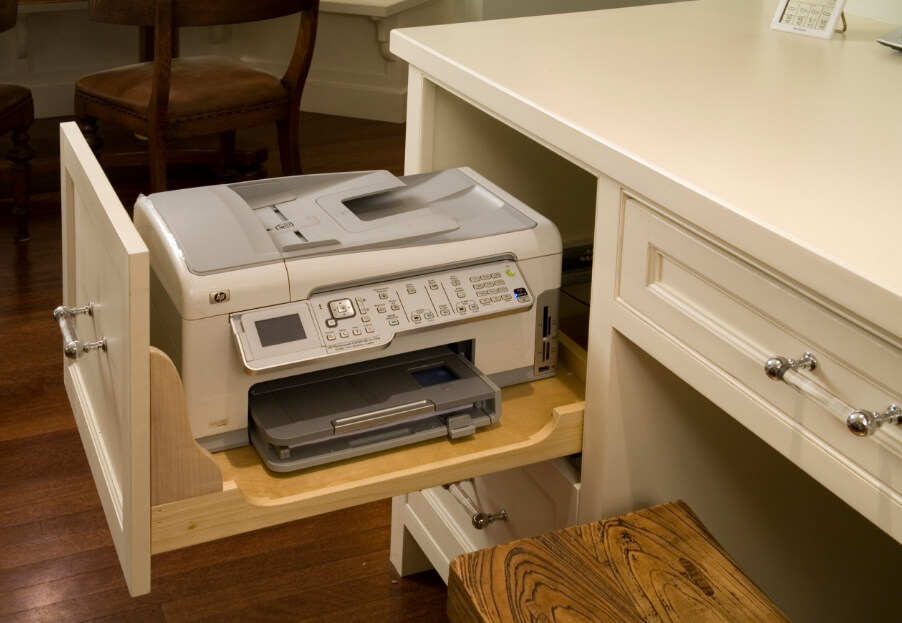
<box><xmin>390</xmin><ymin>1</ymin><xmax>902</xmax><ymax>619</ymax></box>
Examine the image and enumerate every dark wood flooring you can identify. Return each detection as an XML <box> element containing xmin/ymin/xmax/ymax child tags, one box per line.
<box><xmin>0</xmin><ymin>114</ymin><xmax>451</xmax><ymax>622</ymax></box>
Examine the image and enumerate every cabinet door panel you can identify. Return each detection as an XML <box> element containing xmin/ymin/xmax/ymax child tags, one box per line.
<box><xmin>59</xmin><ymin>122</ymin><xmax>151</xmax><ymax>596</ymax></box>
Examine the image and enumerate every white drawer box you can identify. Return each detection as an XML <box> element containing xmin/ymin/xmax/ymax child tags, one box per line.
<box><xmin>617</xmin><ymin>193</ymin><xmax>902</xmax><ymax>542</ymax></box>
<box><xmin>392</xmin><ymin>457</ymin><xmax>580</xmax><ymax>582</ymax></box>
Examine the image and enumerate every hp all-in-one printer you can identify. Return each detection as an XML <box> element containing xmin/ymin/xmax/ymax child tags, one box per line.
<box><xmin>134</xmin><ymin>167</ymin><xmax>561</xmax><ymax>472</ymax></box>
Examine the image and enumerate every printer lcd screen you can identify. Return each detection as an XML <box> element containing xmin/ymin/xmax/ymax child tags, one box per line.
<box><xmin>255</xmin><ymin>314</ymin><xmax>307</xmax><ymax>347</ymax></box>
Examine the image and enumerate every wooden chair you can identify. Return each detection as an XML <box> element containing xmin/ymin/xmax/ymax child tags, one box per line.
<box><xmin>0</xmin><ymin>0</ymin><xmax>35</xmax><ymax>241</ymax></box>
<box><xmin>75</xmin><ymin>0</ymin><xmax>319</xmax><ymax>192</ymax></box>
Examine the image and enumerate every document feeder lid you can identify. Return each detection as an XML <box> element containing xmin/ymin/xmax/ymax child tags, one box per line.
<box><xmin>146</xmin><ymin>168</ymin><xmax>537</xmax><ymax>275</ymax></box>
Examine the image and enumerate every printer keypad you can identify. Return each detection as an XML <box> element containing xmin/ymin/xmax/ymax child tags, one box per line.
<box><xmin>309</xmin><ymin>259</ymin><xmax>533</xmax><ymax>352</ymax></box>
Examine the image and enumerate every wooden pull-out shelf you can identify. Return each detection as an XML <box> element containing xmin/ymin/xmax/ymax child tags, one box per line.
<box><xmin>151</xmin><ymin>357</ymin><xmax>585</xmax><ymax>554</ymax></box>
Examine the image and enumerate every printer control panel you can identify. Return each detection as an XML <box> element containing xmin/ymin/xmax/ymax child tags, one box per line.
<box><xmin>231</xmin><ymin>259</ymin><xmax>534</xmax><ymax>373</ymax></box>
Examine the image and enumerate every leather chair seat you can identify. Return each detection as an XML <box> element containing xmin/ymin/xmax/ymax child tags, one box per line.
<box><xmin>75</xmin><ymin>57</ymin><xmax>289</xmax><ymax>139</ymax></box>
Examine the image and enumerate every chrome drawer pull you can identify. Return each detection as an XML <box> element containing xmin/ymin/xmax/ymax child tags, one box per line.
<box><xmin>53</xmin><ymin>304</ymin><xmax>107</xmax><ymax>359</ymax></box>
<box><xmin>765</xmin><ymin>352</ymin><xmax>901</xmax><ymax>438</ymax></box>
<box><xmin>443</xmin><ymin>481</ymin><xmax>508</xmax><ymax>530</ymax></box>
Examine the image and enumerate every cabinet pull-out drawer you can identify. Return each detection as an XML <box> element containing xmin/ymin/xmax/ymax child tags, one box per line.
<box><xmin>59</xmin><ymin>122</ymin><xmax>585</xmax><ymax>596</ymax></box>
<box><xmin>151</xmin><ymin>362</ymin><xmax>584</xmax><ymax>554</ymax></box>
<box><xmin>617</xmin><ymin>193</ymin><xmax>902</xmax><ymax>542</ymax></box>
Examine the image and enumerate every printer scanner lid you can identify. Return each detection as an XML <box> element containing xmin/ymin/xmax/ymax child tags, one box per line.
<box><xmin>145</xmin><ymin>168</ymin><xmax>537</xmax><ymax>275</ymax></box>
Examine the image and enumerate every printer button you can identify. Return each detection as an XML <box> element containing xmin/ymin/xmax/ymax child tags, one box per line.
<box><xmin>325</xmin><ymin>318</ymin><xmax>338</xmax><ymax>328</ymax></box>
<box><xmin>492</xmin><ymin>272</ymin><xmax>502</xmax><ymax>278</ymax></box>
<box><xmin>424</xmin><ymin>312</ymin><xmax>434</xmax><ymax>320</ymax></box>
<box><xmin>352</xmin><ymin>328</ymin><xmax>362</xmax><ymax>336</ymax></box>
<box><xmin>480</xmin><ymin>274</ymin><xmax>492</xmax><ymax>280</ymax></box>
<box><xmin>365</xmin><ymin>326</ymin><xmax>375</xmax><ymax>333</ymax></box>
<box><xmin>468</xmin><ymin>303</ymin><xmax>479</xmax><ymax>311</ymax></box>
<box><xmin>451</xmin><ymin>279</ymin><xmax>461</xmax><ymax>286</ymax></box>
<box><xmin>339</xmin><ymin>330</ymin><xmax>349</xmax><ymax>338</ymax></box>
<box><xmin>469</xmin><ymin>276</ymin><xmax>480</xmax><ymax>282</ymax></box>
<box><xmin>440</xmin><ymin>308</ymin><xmax>451</xmax><ymax>316</ymax></box>
<box><xmin>379</xmin><ymin>292</ymin><xmax>389</xmax><ymax>300</ymax></box>
<box><xmin>388</xmin><ymin>318</ymin><xmax>400</xmax><ymax>326</ymax></box>
<box><xmin>456</xmin><ymin>291</ymin><xmax>466</xmax><ymax>299</ymax></box>
<box><xmin>376</xmin><ymin>306</ymin><xmax>386</xmax><ymax>314</ymax></box>
<box><xmin>407</xmin><ymin>286</ymin><xmax>417</xmax><ymax>294</ymax></box>
<box><xmin>329</xmin><ymin>298</ymin><xmax>356</xmax><ymax>319</ymax></box>
<box><xmin>480</xmin><ymin>298</ymin><xmax>491</xmax><ymax>305</ymax></box>
<box><xmin>391</xmin><ymin>304</ymin><xmax>400</xmax><ymax>311</ymax></box>
<box><xmin>326</xmin><ymin>333</ymin><xmax>337</xmax><ymax>341</ymax></box>
<box><xmin>361</xmin><ymin>315</ymin><xmax>370</xmax><ymax>323</ymax></box>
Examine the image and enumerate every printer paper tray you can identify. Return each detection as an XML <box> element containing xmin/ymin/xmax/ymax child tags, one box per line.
<box><xmin>151</xmin><ymin>339</ymin><xmax>584</xmax><ymax>555</ymax></box>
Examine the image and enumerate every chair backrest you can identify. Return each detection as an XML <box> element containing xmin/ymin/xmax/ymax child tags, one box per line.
<box><xmin>88</xmin><ymin>0</ymin><xmax>313</xmax><ymax>28</ymax></box>
<box><xmin>0</xmin><ymin>0</ymin><xmax>17</xmax><ymax>34</ymax></box>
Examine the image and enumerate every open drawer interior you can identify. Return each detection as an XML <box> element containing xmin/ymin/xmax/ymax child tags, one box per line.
<box><xmin>59</xmin><ymin>121</ymin><xmax>586</xmax><ymax>596</ymax></box>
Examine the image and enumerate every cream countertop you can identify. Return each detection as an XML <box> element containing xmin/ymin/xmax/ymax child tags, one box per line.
<box><xmin>391</xmin><ymin>0</ymin><xmax>902</xmax><ymax>337</ymax></box>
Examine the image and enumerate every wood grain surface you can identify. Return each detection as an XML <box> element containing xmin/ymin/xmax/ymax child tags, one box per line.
<box><xmin>448</xmin><ymin>500</ymin><xmax>789</xmax><ymax>623</ymax></box>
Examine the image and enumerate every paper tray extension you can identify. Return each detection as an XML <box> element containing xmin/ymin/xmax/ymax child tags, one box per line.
<box><xmin>249</xmin><ymin>347</ymin><xmax>501</xmax><ymax>472</ymax></box>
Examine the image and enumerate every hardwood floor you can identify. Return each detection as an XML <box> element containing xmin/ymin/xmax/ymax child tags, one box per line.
<box><xmin>0</xmin><ymin>114</ymin><xmax>450</xmax><ymax>622</ymax></box>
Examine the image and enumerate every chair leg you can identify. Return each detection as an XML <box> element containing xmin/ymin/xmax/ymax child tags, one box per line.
<box><xmin>148</xmin><ymin>133</ymin><xmax>167</xmax><ymax>193</ymax></box>
<box><xmin>276</xmin><ymin>119</ymin><xmax>301</xmax><ymax>176</ymax></box>
<box><xmin>7</xmin><ymin>125</ymin><xmax>35</xmax><ymax>242</ymax></box>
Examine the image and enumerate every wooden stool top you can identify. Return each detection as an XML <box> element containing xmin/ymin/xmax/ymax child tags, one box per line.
<box><xmin>447</xmin><ymin>500</ymin><xmax>789</xmax><ymax>622</ymax></box>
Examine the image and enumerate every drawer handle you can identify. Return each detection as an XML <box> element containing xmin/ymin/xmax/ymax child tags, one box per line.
<box><xmin>764</xmin><ymin>352</ymin><xmax>902</xmax><ymax>438</ymax></box>
<box><xmin>443</xmin><ymin>481</ymin><xmax>508</xmax><ymax>530</ymax></box>
<box><xmin>53</xmin><ymin>304</ymin><xmax>107</xmax><ymax>359</ymax></box>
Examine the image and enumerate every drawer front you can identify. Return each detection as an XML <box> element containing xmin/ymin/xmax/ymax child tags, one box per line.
<box><xmin>618</xmin><ymin>194</ymin><xmax>902</xmax><ymax>541</ymax></box>
<box><xmin>400</xmin><ymin>458</ymin><xmax>580</xmax><ymax>580</ymax></box>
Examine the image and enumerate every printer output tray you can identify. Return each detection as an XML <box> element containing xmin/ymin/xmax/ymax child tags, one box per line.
<box><xmin>249</xmin><ymin>347</ymin><xmax>501</xmax><ymax>472</ymax></box>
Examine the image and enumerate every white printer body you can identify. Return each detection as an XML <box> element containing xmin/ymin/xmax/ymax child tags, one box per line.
<box><xmin>134</xmin><ymin>167</ymin><xmax>561</xmax><ymax>470</ymax></box>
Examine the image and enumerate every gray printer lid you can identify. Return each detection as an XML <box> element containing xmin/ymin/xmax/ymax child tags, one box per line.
<box><xmin>146</xmin><ymin>169</ymin><xmax>536</xmax><ymax>275</ymax></box>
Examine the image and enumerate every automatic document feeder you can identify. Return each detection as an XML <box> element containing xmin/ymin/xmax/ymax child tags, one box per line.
<box><xmin>134</xmin><ymin>167</ymin><xmax>561</xmax><ymax>472</ymax></box>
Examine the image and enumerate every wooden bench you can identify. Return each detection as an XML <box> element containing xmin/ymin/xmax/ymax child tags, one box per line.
<box><xmin>447</xmin><ymin>500</ymin><xmax>789</xmax><ymax>622</ymax></box>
